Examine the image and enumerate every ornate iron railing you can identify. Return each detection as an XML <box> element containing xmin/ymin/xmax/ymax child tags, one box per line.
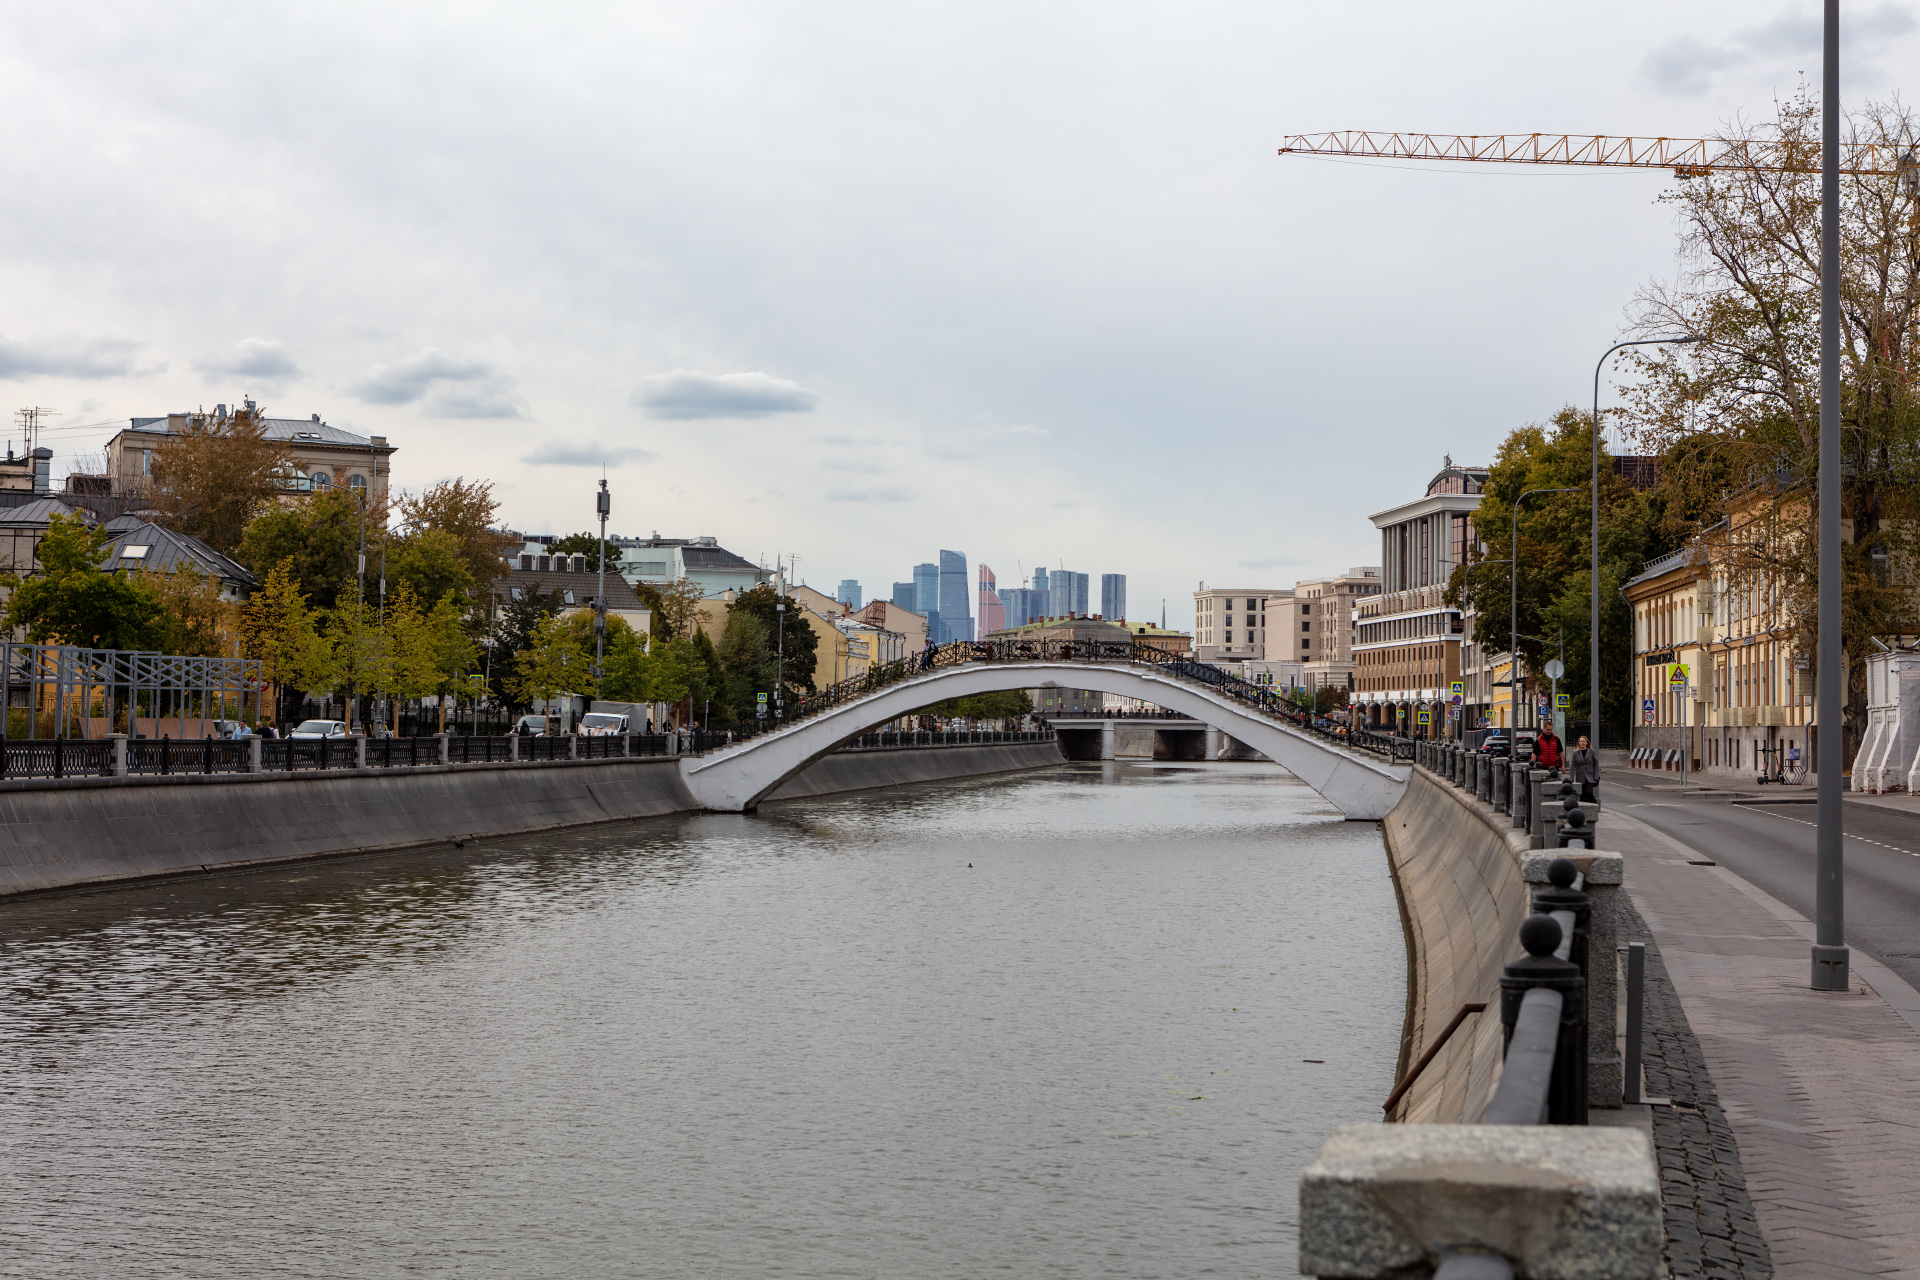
<box><xmin>0</xmin><ymin>739</ymin><xmax>115</xmax><ymax>779</ymax></box>
<box><xmin>128</xmin><ymin>738</ymin><xmax>251</xmax><ymax>776</ymax></box>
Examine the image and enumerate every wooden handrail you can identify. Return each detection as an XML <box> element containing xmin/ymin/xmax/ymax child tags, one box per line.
<box><xmin>1382</xmin><ymin>1002</ymin><xmax>1488</xmax><ymax>1117</ymax></box>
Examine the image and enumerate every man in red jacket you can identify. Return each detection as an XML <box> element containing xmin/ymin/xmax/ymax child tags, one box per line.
<box><xmin>1534</xmin><ymin>725</ymin><xmax>1564</xmax><ymax>769</ymax></box>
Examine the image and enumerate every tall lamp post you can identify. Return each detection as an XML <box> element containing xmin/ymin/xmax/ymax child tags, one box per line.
<box><xmin>593</xmin><ymin>479</ymin><xmax>610</xmax><ymax>683</ymax></box>
<box><xmin>1591</xmin><ymin>334</ymin><xmax>1704</xmax><ymax>752</ymax></box>
<box><xmin>1514</xmin><ymin>488</ymin><xmax>1580</xmax><ymax>735</ymax></box>
<box><xmin>1812</xmin><ymin>0</ymin><xmax>1848</xmax><ymax>991</ymax></box>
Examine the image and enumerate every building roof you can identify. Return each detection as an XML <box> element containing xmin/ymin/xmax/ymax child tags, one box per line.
<box><xmin>492</xmin><ymin>567</ymin><xmax>652</xmax><ymax>614</ymax></box>
<box><xmin>679</xmin><ymin>544</ymin><xmax>762</xmax><ymax>574</ymax></box>
<box><xmin>100</xmin><ymin>518</ymin><xmax>259</xmax><ymax>589</ymax></box>
<box><xmin>0</xmin><ymin>496</ymin><xmax>94</xmax><ymax>527</ymax></box>
<box><xmin>120</xmin><ymin>414</ymin><xmax>387</xmax><ymax>450</ymax></box>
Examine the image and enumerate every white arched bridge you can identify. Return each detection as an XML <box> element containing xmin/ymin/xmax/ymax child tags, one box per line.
<box><xmin>679</xmin><ymin>639</ymin><xmax>1411</xmax><ymax>819</ymax></box>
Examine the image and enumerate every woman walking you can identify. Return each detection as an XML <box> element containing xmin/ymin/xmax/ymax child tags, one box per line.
<box><xmin>1570</xmin><ymin>733</ymin><xmax>1601</xmax><ymax>803</ymax></box>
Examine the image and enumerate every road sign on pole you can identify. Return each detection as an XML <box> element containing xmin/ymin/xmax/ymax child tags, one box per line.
<box><xmin>1642</xmin><ymin>698</ymin><xmax>1655</xmax><ymax>724</ymax></box>
<box><xmin>1556</xmin><ymin>693</ymin><xmax>1570</xmax><ymax>710</ymax></box>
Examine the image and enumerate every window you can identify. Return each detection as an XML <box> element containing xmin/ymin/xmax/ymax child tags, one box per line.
<box><xmin>348</xmin><ymin>474</ymin><xmax>367</xmax><ymax>493</ymax></box>
<box><xmin>119</xmin><ymin>545</ymin><xmax>151</xmax><ymax>560</ymax></box>
<box><xmin>510</xmin><ymin>587</ymin><xmax>525</xmax><ymax>602</ymax></box>
<box><xmin>1225</xmin><ymin>615</ymin><xmax>1233</xmax><ymax>626</ymax></box>
<box><xmin>1302</xmin><ymin>604</ymin><xmax>1312</xmax><ymax>614</ymax></box>
<box><xmin>311</xmin><ymin>471</ymin><xmax>333</xmax><ymax>491</ymax></box>
<box><xmin>563</xmin><ymin>590</ymin><xmax>576</xmax><ymax>605</ymax></box>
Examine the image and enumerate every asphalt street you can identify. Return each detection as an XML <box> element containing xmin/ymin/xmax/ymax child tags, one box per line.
<box><xmin>1606</xmin><ymin>769</ymin><xmax>1920</xmax><ymax>991</ymax></box>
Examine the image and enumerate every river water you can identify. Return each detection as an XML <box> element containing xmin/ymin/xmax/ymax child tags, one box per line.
<box><xmin>0</xmin><ymin>760</ymin><xmax>1404</xmax><ymax>1279</ymax></box>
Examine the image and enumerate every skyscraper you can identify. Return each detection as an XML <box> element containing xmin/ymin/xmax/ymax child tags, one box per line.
<box><xmin>912</xmin><ymin>562</ymin><xmax>941</xmax><ymax>638</ymax></box>
<box><xmin>937</xmin><ymin>550</ymin><xmax>972</xmax><ymax>642</ymax></box>
<box><xmin>1101</xmin><ymin>573</ymin><xmax>1126</xmax><ymax>622</ymax></box>
<box><xmin>1048</xmin><ymin>570</ymin><xmax>1089</xmax><ymax>619</ymax></box>
<box><xmin>891</xmin><ymin>581</ymin><xmax>918</xmax><ymax>610</ymax></box>
<box><xmin>1032</xmin><ymin>566</ymin><xmax>1049</xmax><ymax>601</ymax></box>
<box><xmin>978</xmin><ymin>565</ymin><xmax>1005</xmax><ymax>635</ymax></box>
<box><xmin>1000</xmin><ymin>587</ymin><xmax>1035</xmax><ymax>627</ymax></box>
<box><xmin>836</xmin><ymin>580</ymin><xmax>863</xmax><ymax>611</ymax></box>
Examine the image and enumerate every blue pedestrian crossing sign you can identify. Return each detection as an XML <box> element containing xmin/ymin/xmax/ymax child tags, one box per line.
<box><xmin>1642</xmin><ymin>698</ymin><xmax>1656</xmax><ymax>723</ymax></box>
<box><xmin>1555</xmin><ymin>693</ymin><xmax>1570</xmax><ymax>710</ymax></box>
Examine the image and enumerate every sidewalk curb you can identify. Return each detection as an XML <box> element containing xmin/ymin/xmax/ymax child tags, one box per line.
<box><xmin>1606</xmin><ymin>804</ymin><xmax>1920</xmax><ymax>1039</ymax></box>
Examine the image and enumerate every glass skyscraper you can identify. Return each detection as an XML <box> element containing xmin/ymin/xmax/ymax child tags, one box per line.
<box><xmin>1100</xmin><ymin>574</ymin><xmax>1126</xmax><ymax>622</ymax></box>
<box><xmin>937</xmin><ymin>550</ymin><xmax>972</xmax><ymax>642</ymax></box>
<box><xmin>911</xmin><ymin>562</ymin><xmax>941</xmax><ymax>637</ymax></box>
<box><xmin>836</xmin><ymin>579</ymin><xmax>863</xmax><ymax>611</ymax></box>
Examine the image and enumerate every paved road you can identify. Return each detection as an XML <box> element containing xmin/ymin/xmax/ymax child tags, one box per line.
<box><xmin>1607</xmin><ymin>770</ymin><xmax>1920</xmax><ymax>990</ymax></box>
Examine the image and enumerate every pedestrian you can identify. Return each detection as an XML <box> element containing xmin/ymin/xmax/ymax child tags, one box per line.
<box><xmin>1570</xmin><ymin>734</ymin><xmax>1600</xmax><ymax>803</ymax></box>
<box><xmin>1534</xmin><ymin>724</ymin><xmax>1564</xmax><ymax>770</ymax></box>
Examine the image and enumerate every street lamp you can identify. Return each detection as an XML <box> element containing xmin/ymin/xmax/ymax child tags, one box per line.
<box><xmin>1513</xmin><ymin>488</ymin><xmax>1580</xmax><ymax>736</ymax></box>
<box><xmin>593</xmin><ymin>479</ymin><xmax>610</xmax><ymax>683</ymax></box>
<box><xmin>1590</xmin><ymin>334</ymin><xmax>1704</xmax><ymax>752</ymax></box>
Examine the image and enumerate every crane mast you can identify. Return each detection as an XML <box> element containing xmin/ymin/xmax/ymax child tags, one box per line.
<box><xmin>1278</xmin><ymin>130</ymin><xmax>1913</xmax><ymax>178</ymax></box>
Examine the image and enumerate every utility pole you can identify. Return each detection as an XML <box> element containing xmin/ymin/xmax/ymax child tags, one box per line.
<box><xmin>1812</xmin><ymin>0</ymin><xmax>1849</xmax><ymax>992</ymax></box>
<box><xmin>352</xmin><ymin>493</ymin><xmax>367</xmax><ymax>734</ymax></box>
<box><xmin>593</xmin><ymin>479</ymin><xmax>610</xmax><ymax>682</ymax></box>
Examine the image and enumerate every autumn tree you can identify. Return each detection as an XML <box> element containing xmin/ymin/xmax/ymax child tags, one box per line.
<box><xmin>237</xmin><ymin>487</ymin><xmax>371</xmax><ymax>610</ymax></box>
<box><xmin>1623</xmin><ymin>93</ymin><xmax>1920</xmax><ymax>758</ymax></box>
<box><xmin>510</xmin><ymin>614</ymin><xmax>591</xmax><ymax>708</ymax></box>
<box><xmin>387</xmin><ymin>527</ymin><xmax>475</xmax><ymax>612</ymax></box>
<box><xmin>147</xmin><ymin>402</ymin><xmax>294</xmax><ymax>556</ymax></box>
<box><xmin>150</xmin><ymin>564</ymin><xmax>239</xmax><ymax>657</ymax></box>
<box><xmin>646</xmin><ymin>576</ymin><xmax>709</xmax><ymax>641</ymax></box>
<box><xmin>240</xmin><ymin>559</ymin><xmax>334</xmax><ymax>728</ymax></box>
<box><xmin>723</xmin><ymin>584</ymin><xmax>817</xmax><ymax>705</ymax></box>
<box><xmin>399</xmin><ymin>478</ymin><xmax>519</xmax><ymax>594</ymax></box>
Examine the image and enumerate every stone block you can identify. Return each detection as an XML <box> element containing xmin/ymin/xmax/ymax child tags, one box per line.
<box><xmin>1299</xmin><ymin>1124</ymin><xmax>1660</xmax><ymax>1279</ymax></box>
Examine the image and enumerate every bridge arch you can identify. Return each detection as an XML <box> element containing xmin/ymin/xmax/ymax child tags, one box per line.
<box><xmin>677</xmin><ymin>661</ymin><xmax>1409</xmax><ymax>819</ymax></box>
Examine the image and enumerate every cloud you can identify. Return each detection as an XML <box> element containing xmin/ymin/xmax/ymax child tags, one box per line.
<box><xmin>521</xmin><ymin>441</ymin><xmax>660</xmax><ymax>466</ymax></box>
<box><xmin>423</xmin><ymin>386</ymin><xmax>527</xmax><ymax>419</ymax></box>
<box><xmin>194</xmin><ymin>337</ymin><xmax>302</xmax><ymax>382</ymax></box>
<box><xmin>1237</xmin><ymin>555</ymin><xmax>1308</xmax><ymax>570</ymax></box>
<box><xmin>826</xmin><ymin>486</ymin><xmax>911</xmax><ymax>502</ymax></box>
<box><xmin>352</xmin><ymin>347</ymin><xmax>497</xmax><ymax>404</ymax></box>
<box><xmin>630</xmin><ymin>369</ymin><xmax>820</xmax><ymax>419</ymax></box>
<box><xmin>1642</xmin><ymin>4</ymin><xmax>1916</xmax><ymax>96</ymax></box>
<box><xmin>0</xmin><ymin>333</ymin><xmax>152</xmax><ymax>380</ymax></box>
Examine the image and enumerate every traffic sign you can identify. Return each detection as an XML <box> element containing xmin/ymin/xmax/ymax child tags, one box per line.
<box><xmin>1668</xmin><ymin>663</ymin><xmax>1689</xmax><ymax>689</ymax></box>
<box><xmin>1555</xmin><ymin>693</ymin><xmax>1570</xmax><ymax>710</ymax></box>
<box><xmin>1417</xmin><ymin>709</ymin><xmax>1431</xmax><ymax>725</ymax></box>
<box><xmin>1451</xmin><ymin>681</ymin><xmax>1464</xmax><ymax>696</ymax></box>
<box><xmin>1642</xmin><ymin>698</ymin><xmax>1656</xmax><ymax>723</ymax></box>
<box><xmin>1544</xmin><ymin>658</ymin><xmax>1564</xmax><ymax>680</ymax></box>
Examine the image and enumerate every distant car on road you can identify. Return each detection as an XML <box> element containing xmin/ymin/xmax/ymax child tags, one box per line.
<box><xmin>289</xmin><ymin>719</ymin><xmax>349</xmax><ymax>739</ymax></box>
<box><xmin>577</xmin><ymin>712</ymin><xmax>631</xmax><ymax>736</ymax></box>
<box><xmin>1479</xmin><ymin>731</ymin><xmax>1512</xmax><ymax>757</ymax></box>
<box><xmin>515</xmin><ymin>714</ymin><xmax>556</xmax><ymax>737</ymax></box>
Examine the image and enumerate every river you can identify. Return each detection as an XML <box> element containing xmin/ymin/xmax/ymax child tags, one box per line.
<box><xmin>0</xmin><ymin>759</ymin><xmax>1404</xmax><ymax>1278</ymax></box>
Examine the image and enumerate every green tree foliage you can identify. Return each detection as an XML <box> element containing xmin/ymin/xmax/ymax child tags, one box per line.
<box><xmin>240</xmin><ymin>559</ymin><xmax>335</xmax><ymax>726</ymax></box>
<box><xmin>236</xmin><ymin>488</ymin><xmax>367</xmax><ymax>610</ymax></box>
<box><xmin>1623</xmin><ymin>93</ymin><xmax>1920</xmax><ymax>756</ymax></box>
<box><xmin>149</xmin><ymin>563</ymin><xmax>238</xmax><ymax>657</ymax></box>
<box><xmin>548</xmin><ymin>531</ymin><xmax>611</xmax><ymax>573</ymax></box>
<box><xmin>147</xmin><ymin>402</ymin><xmax>295</xmax><ymax>556</ymax></box>
<box><xmin>1446</xmin><ymin>408</ymin><xmax>1666</xmax><ymax>734</ymax></box>
<box><xmin>486</xmin><ymin>587</ymin><xmax>563</xmax><ymax>706</ymax></box>
<box><xmin>920</xmin><ymin>690</ymin><xmax>1033</xmax><ymax>719</ymax></box>
<box><xmin>4</xmin><ymin>514</ymin><xmax>164</xmax><ymax>649</ymax></box>
<box><xmin>723</xmin><ymin>584</ymin><xmax>817</xmax><ymax>707</ymax></box>
<box><xmin>597</xmin><ymin>618</ymin><xmax>653</xmax><ymax>704</ymax></box>
<box><xmin>509</xmin><ymin>614</ymin><xmax>591</xmax><ymax>707</ymax></box>
<box><xmin>398</xmin><ymin>477</ymin><xmax>518</xmax><ymax>595</ymax></box>
<box><xmin>388</xmin><ymin>527</ymin><xmax>476</xmax><ymax>610</ymax></box>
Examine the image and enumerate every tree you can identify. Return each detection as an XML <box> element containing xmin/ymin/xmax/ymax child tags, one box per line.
<box><xmin>716</xmin><ymin>608</ymin><xmax>774</xmax><ymax>723</ymax></box>
<box><xmin>1446</xmin><ymin>408</ymin><xmax>1665</xmax><ymax>735</ymax></box>
<box><xmin>147</xmin><ymin>402</ymin><xmax>294</xmax><ymax>556</ymax></box>
<box><xmin>1624</xmin><ymin>93</ymin><xmax>1920</xmax><ymax>760</ymax></box>
<box><xmin>921</xmin><ymin>690</ymin><xmax>1033</xmax><ymax>720</ymax></box>
<box><xmin>399</xmin><ymin>478</ymin><xmax>519</xmax><ymax>593</ymax></box>
<box><xmin>387</xmin><ymin>527</ymin><xmax>476</xmax><ymax>613</ymax></box>
<box><xmin>4</xmin><ymin>514</ymin><xmax>164</xmax><ymax>649</ymax></box>
<box><xmin>597</xmin><ymin>618</ymin><xmax>654</xmax><ymax>705</ymax></box>
<box><xmin>724</xmin><ymin>584</ymin><xmax>818</xmax><ymax>703</ymax></box>
<box><xmin>549</xmin><ymin>531</ymin><xmax>613</xmax><ymax>573</ymax></box>
<box><xmin>322</xmin><ymin>599</ymin><xmax>390</xmax><ymax>731</ymax></box>
<box><xmin>423</xmin><ymin>592</ymin><xmax>479</xmax><ymax>731</ymax></box>
<box><xmin>1314</xmin><ymin>686</ymin><xmax>1349</xmax><ymax>715</ymax></box>
<box><xmin>510</xmin><ymin>613</ymin><xmax>592</xmax><ymax>708</ymax></box>
<box><xmin>236</xmin><ymin>488</ymin><xmax>369</xmax><ymax>610</ymax></box>
<box><xmin>150</xmin><ymin>563</ymin><xmax>239</xmax><ymax>657</ymax></box>
<box><xmin>486</xmin><ymin>586</ymin><xmax>564</xmax><ymax>706</ymax></box>
<box><xmin>383</xmin><ymin>585</ymin><xmax>442</xmax><ymax>732</ymax></box>
<box><xmin>648</xmin><ymin>576</ymin><xmax>709</xmax><ymax>642</ymax></box>
<box><xmin>240</xmin><ymin>559</ymin><xmax>334</xmax><ymax>727</ymax></box>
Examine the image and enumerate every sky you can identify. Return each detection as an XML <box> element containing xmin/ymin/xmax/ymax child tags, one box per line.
<box><xmin>1</xmin><ymin>1</ymin><xmax>1914</xmax><ymax>631</ymax></box>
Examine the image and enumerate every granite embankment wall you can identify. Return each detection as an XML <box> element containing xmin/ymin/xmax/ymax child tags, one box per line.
<box><xmin>0</xmin><ymin>739</ymin><xmax>1065</xmax><ymax>899</ymax></box>
<box><xmin>1384</xmin><ymin>766</ymin><xmax>1623</xmax><ymax>1123</ymax></box>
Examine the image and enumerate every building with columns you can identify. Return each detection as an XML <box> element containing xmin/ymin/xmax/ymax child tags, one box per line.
<box><xmin>1352</xmin><ymin>461</ymin><xmax>1486</xmax><ymax>738</ymax></box>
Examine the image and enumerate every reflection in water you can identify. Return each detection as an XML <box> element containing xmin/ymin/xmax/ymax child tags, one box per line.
<box><xmin>0</xmin><ymin>761</ymin><xmax>1403</xmax><ymax>1278</ymax></box>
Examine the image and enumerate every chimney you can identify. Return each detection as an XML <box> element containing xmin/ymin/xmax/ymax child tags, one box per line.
<box><xmin>215</xmin><ymin>403</ymin><xmax>228</xmax><ymax>421</ymax></box>
<box><xmin>312</xmin><ymin>413</ymin><xmax>320</xmax><ymax>423</ymax></box>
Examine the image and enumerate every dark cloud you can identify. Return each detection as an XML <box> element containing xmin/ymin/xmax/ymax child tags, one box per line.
<box><xmin>194</xmin><ymin>338</ymin><xmax>302</xmax><ymax>382</ymax></box>
<box><xmin>1642</xmin><ymin>3</ymin><xmax>1915</xmax><ymax>95</ymax></box>
<box><xmin>0</xmin><ymin>333</ymin><xmax>150</xmax><ymax>380</ymax></box>
<box><xmin>630</xmin><ymin>370</ymin><xmax>820</xmax><ymax>420</ymax></box>
<box><xmin>522</xmin><ymin>441</ymin><xmax>659</xmax><ymax>466</ymax></box>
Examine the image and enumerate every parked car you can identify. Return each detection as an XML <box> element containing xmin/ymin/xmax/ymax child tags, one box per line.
<box><xmin>515</xmin><ymin>714</ymin><xmax>556</xmax><ymax>737</ymax></box>
<box><xmin>1479</xmin><ymin>731</ymin><xmax>1512</xmax><ymax>757</ymax></box>
<box><xmin>289</xmin><ymin>719</ymin><xmax>349</xmax><ymax>739</ymax></box>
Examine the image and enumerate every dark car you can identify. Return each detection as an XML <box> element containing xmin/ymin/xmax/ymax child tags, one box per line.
<box><xmin>1479</xmin><ymin>731</ymin><xmax>1512</xmax><ymax>757</ymax></box>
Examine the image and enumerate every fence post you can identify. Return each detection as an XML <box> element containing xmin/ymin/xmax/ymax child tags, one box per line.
<box><xmin>1530</xmin><ymin>769</ymin><xmax>1550</xmax><ymax>848</ymax></box>
<box><xmin>1498</xmin><ymin>914</ymin><xmax>1588</xmax><ymax>1125</ymax></box>
<box><xmin>1511</xmin><ymin>760</ymin><xmax>1529</xmax><ymax>829</ymax></box>
<box><xmin>565</xmin><ymin>733</ymin><xmax>577</xmax><ymax>760</ymax></box>
<box><xmin>667</xmin><ymin>730</ymin><xmax>679</xmax><ymax>758</ymax></box>
<box><xmin>247</xmin><ymin>735</ymin><xmax>262</xmax><ymax>774</ymax></box>
<box><xmin>109</xmin><ymin>732</ymin><xmax>128</xmax><ymax>778</ymax></box>
<box><xmin>352</xmin><ymin>734</ymin><xmax>368</xmax><ymax>769</ymax></box>
<box><xmin>1624</xmin><ymin>942</ymin><xmax>1647</xmax><ymax>1105</ymax></box>
<box><xmin>1493</xmin><ymin>756</ymin><xmax>1509</xmax><ymax>811</ymax></box>
<box><xmin>437</xmin><ymin>732</ymin><xmax>451</xmax><ymax>765</ymax></box>
<box><xmin>508</xmin><ymin>732</ymin><xmax>520</xmax><ymax>763</ymax></box>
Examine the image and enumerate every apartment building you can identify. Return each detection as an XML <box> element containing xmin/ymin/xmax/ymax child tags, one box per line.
<box><xmin>1263</xmin><ymin>567</ymin><xmax>1382</xmax><ymax>691</ymax></box>
<box><xmin>1351</xmin><ymin>461</ymin><xmax>1485</xmax><ymax>738</ymax></box>
<box><xmin>107</xmin><ymin>402</ymin><xmax>395</xmax><ymax>502</ymax></box>
<box><xmin>1193</xmin><ymin>586</ymin><xmax>1287</xmax><ymax>663</ymax></box>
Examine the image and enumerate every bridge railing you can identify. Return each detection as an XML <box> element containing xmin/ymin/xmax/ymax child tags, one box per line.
<box><xmin>713</xmin><ymin>639</ymin><xmax>1398</xmax><ymax>761</ymax></box>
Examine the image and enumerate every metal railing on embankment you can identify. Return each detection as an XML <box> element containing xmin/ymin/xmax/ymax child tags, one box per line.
<box><xmin>720</xmin><ymin>637</ymin><xmax>1403</xmax><ymax>762</ymax></box>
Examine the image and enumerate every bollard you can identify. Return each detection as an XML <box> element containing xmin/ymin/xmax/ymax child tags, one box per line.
<box><xmin>1499</xmin><ymin>914</ymin><xmax>1588</xmax><ymax>1125</ymax></box>
<box><xmin>1624</xmin><ymin>941</ymin><xmax>1646</xmax><ymax>1106</ymax></box>
<box><xmin>1529</xmin><ymin>769</ymin><xmax>1550</xmax><ymax>847</ymax></box>
<box><xmin>1534</xmin><ymin>857</ymin><xmax>1593</xmax><ymax>1109</ymax></box>
<box><xmin>246</xmin><ymin>735</ymin><xmax>262</xmax><ymax>773</ymax></box>
<box><xmin>1478</xmin><ymin>751</ymin><xmax>1494</xmax><ymax>803</ymax></box>
<box><xmin>1510</xmin><ymin>759</ymin><xmax>1529</xmax><ymax>828</ymax></box>
<box><xmin>1493</xmin><ymin>755</ymin><xmax>1509</xmax><ymax>812</ymax></box>
<box><xmin>437</xmin><ymin>732</ymin><xmax>451</xmax><ymax>765</ymax></box>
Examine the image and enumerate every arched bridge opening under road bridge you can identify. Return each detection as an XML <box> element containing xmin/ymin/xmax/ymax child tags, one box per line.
<box><xmin>679</xmin><ymin>639</ymin><xmax>1411</xmax><ymax>820</ymax></box>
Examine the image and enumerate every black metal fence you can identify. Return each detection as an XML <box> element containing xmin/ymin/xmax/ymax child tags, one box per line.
<box><xmin>841</xmin><ymin>728</ymin><xmax>1055</xmax><ymax>750</ymax></box>
<box><xmin>0</xmin><ymin>739</ymin><xmax>114</xmax><ymax>779</ymax></box>
<box><xmin>129</xmin><ymin>738</ymin><xmax>250</xmax><ymax>776</ymax></box>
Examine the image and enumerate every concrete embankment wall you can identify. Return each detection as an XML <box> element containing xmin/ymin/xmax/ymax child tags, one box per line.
<box><xmin>0</xmin><ymin>740</ymin><xmax>1065</xmax><ymax>900</ymax></box>
<box><xmin>1384</xmin><ymin>767</ymin><xmax>1623</xmax><ymax>1124</ymax></box>
<box><xmin>763</xmin><ymin>739</ymin><xmax>1065</xmax><ymax>801</ymax></box>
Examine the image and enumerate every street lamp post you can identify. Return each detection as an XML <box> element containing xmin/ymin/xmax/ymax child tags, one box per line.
<box><xmin>1513</xmin><ymin>488</ymin><xmax>1580</xmax><ymax>736</ymax></box>
<box><xmin>775</xmin><ymin>601</ymin><xmax>786</xmax><ymax>720</ymax></box>
<box><xmin>1812</xmin><ymin>0</ymin><xmax>1848</xmax><ymax>991</ymax></box>
<box><xmin>1590</xmin><ymin>335</ymin><xmax>1704</xmax><ymax>755</ymax></box>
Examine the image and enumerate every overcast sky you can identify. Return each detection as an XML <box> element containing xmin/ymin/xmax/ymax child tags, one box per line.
<box><xmin>2</xmin><ymin>1</ymin><xmax>1912</xmax><ymax>629</ymax></box>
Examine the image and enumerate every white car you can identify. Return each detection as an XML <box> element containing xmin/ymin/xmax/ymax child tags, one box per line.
<box><xmin>289</xmin><ymin>719</ymin><xmax>349</xmax><ymax>739</ymax></box>
<box><xmin>577</xmin><ymin>712</ymin><xmax>630</xmax><ymax>736</ymax></box>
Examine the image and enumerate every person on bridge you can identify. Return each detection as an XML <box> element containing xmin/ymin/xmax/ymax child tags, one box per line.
<box><xmin>1570</xmin><ymin>734</ymin><xmax>1600</xmax><ymax>802</ymax></box>
<box><xmin>1534</xmin><ymin>724</ymin><xmax>1564</xmax><ymax>770</ymax></box>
